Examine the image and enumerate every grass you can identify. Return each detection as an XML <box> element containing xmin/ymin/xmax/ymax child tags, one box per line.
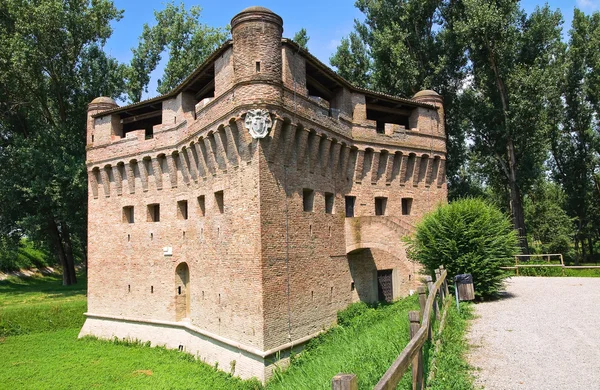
<box><xmin>267</xmin><ymin>298</ymin><xmax>422</xmax><ymax>390</ymax></box>
<box><xmin>426</xmin><ymin>301</ymin><xmax>475</xmax><ymax>390</ymax></box>
<box><xmin>0</xmin><ymin>239</ymin><xmax>50</xmax><ymax>271</ymax></box>
<box><xmin>0</xmin><ymin>272</ymin><xmax>475</xmax><ymax>389</ymax></box>
<box><xmin>510</xmin><ymin>267</ymin><xmax>600</xmax><ymax>277</ymax></box>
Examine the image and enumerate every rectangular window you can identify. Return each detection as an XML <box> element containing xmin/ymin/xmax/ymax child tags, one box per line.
<box><xmin>402</xmin><ymin>198</ymin><xmax>413</xmax><ymax>215</ymax></box>
<box><xmin>147</xmin><ymin>203</ymin><xmax>160</xmax><ymax>222</ymax></box>
<box><xmin>177</xmin><ymin>200</ymin><xmax>188</xmax><ymax>220</ymax></box>
<box><xmin>325</xmin><ymin>192</ymin><xmax>334</xmax><ymax>214</ymax></box>
<box><xmin>215</xmin><ymin>191</ymin><xmax>224</xmax><ymax>214</ymax></box>
<box><xmin>123</xmin><ymin>206</ymin><xmax>134</xmax><ymax>223</ymax></box>
<box><xmin>345</xmin><ymin>196</ymin><xmax>356</xmax><ymax>217</ymax></box>
<box><xmin>198</xmin><ymin>195</ymin><xmax>206</xmax><ymax>216</ymax></box>
<box><xmin>375</xmin><ymin>197</ymin><xmax>387</xmax><ymax>216</ymax></box>
<box><xmin>303</xmin><ymin>189</ymin><xmax>314</xmax><ymax>212</ymax></box>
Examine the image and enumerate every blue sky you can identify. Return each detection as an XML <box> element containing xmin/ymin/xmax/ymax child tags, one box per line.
<box><xmin>104</xmin><ymin>0</ymin><xmax>599</xmax><ymax>101</ymax></box>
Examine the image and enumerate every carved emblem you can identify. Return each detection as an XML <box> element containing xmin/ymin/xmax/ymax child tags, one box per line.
<box><xmin>244</xmin><ymin>109</ymin><xmax>272</xmax><ymax>139</ymax></box>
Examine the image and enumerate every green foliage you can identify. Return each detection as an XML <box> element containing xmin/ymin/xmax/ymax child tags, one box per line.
<box><xmin>268</xmin><ymin>296</ymin><xmax>420</xmax><ymax>389</ymax></box>
<box><xmin>126</xmin><ymin>2</ymin><xmax>229</xmax><ymax>102</ymax></box>
<box><xmin>427</xmin><ymin>302</ymin><xmax>475</xmax><ymax>390</ymax></box>
<box><xmin>407</xmin><ymin>198</ymin><xmax>520</xmax><ymax>298</ymax></box>
<box><xmin>0</xmin><ymin>239</ymin><xmax>50</xmax><ymax>271</ymax></box>
<box><xmin>524</xmin><ymin>181</ymin><xmax>575</xmax><ymax>256</ymax></box>
<box><xmin>330</xmin><ymin>30</ymin><xmax>371</xmax><ymax>88</ymax></box>
<box><xmin>336</xmin><ymin>301</ymin><xmax>369</xmax><ymax>327</ymax></box>
<box><xmin>292</xmin><ymin>28</ymin><xmax>310</xmax><ymax>50</ymax></box>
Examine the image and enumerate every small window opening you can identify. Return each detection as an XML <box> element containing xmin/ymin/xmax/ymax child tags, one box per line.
<box><xmin>351</xmin><ymin>282</ymin><xmax>355</xmax><ymax>291</ymax></box>
<box><xmin>218</xmin><ymin>293</ymin><xmax>221</xmax><ymax>304</ymax></box>
<box><xmin>147</xmin><ymin>203</ymin><xmax>160</xmax><ymax>222</ymax></box>
<box><xmin>127</xmin><ymin>234</ymin><xmax>130</xmax><ymax>242</ymax></box>
<box><xmin>215</xmin><ymin>191</ymin><xmax>224</xmax><ymax>214</ymax></box>
<box><xmin>91</xmin><ymin>134</ymin><xmax>94</xmax><ymax>142</ymax></box>
<box><xmin>202</xmin><ymin>291</ymin><xmax>205</xmax><ymax>300</ymax></box>
<box><xmin>311</xmin><ymin>291</ymin><xmax>314</xmax><ymax>301</ymax></box>
<box><xmin>128</xmin><ymin>285</ymin><xmax>131</xmax><ymax>293</ymax></box>
<box><xmin>325</xmin><ymin>192</ymin><xmax>334</xmax><ymax>214</ymax></box>
<box><xmin>182</xmin><ymin>231</ymin><xmax>186</xmax><ymax>238</ymax></box>
<box><xmin>402</xmin><ymin>198</ymin><xmax>413</xmax><ymax>215</ymax></box>
<box><xmin>256</xmin><ymin>61</ymin><xmax>261</xmax><ymax>73</ymax></box>
<box><xmin>178</xmin><ymin>345</ymin><xmax>184</xmax><ymax>352</ymax></box>
<box><xmin>375</xmin><ymin>197</ymin><xmax>387</xmax><ymax>216</ymax></box>
<box><xmin>376</xmin><ymin>121</ymin><xmax>385</xmax><ymax>134</ymax></box>
<box><xmin>178</xmin><ymin>286</ymin><xmax>182</xmax><ymax>295</ymax></box>
<box><xmin>309</xmin><ymin>224</ymin><xmax>313</xmax><ymax>236</ymax></box>
<box><xmin>150</xmin><ymin>233</ymin><xmax>153</xmax><ymax>240</ymax></box>
<box><xmin>177</xmin><ymin>200</ymin><xmax>188</xmax><ymax>220</ymax></box>
<box><xmin>345</xmin><ymin>196</ymin><xmax>356</xmax><ymax>217</ymax></box>
<box><xmin>198</xmin><ymin>195</ymin><xmax>206</xmax><ymax>216</ymax></box>
<box><xmin>123</xmin><ymin>206</ymin><xmax>134</xmax><ymax>223</ymax></box>
<box><xmin>303</xmin><ymin>189</ymin><xmax>314</xmax><ymax>212</ymax></box>
<box><xmin>151</xmin><ymin>286</ymin><xmax>154</xmax><ymax>293</ymax></box>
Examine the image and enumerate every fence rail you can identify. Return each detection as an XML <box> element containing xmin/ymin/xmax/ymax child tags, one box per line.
<box><xmin>500</xmin><ymin>253</ymin><xmax>600</xmax><ymax>274</ymax></box>
<box><xmin>331</xmin><ymin>265</ymin><xmax>450</xmax><ymax>390</ymax></box>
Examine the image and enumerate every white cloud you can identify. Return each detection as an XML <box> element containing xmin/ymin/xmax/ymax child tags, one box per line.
<box><xmin>576</xmin><ymin>0</ymin><xmax>599</xmax><ymax>10</ymax></box>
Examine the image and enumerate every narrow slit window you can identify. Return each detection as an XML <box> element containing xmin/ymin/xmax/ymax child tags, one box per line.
<box><xmin>345</xmin><ymin>196</ymin><xmax>356</xmax><ymax>217</ymax></box>
<box><xmin>177</xmin><ymin>200</ymin><xmax>188</xmax><ymax>220</ymax></box>
<box><xmin>255</xmin><ymin>61</ymin><xmax>261</xmax><ymax>73</ymax></box>
<box><xmin>147</xmin><ymin>204</ymin><xmax>160</xmax><ymax>222</ymax></box>
<box><xmin>303</xmin><ymin>189</ymin><xmax>314</xmax><ymax>212</ymax></box>
<box><xmin>198</xmin><ymin>195</ymin><xmax>206</xmax><ymax>216</ymax></box>
<box><xmin>123</xmin><ymin>206</ymin><xmax>134</xmax><ymax>223</ymax></box>
<box><xmin>325</xmin><ymin>192</ymin><xmax>334</xmax><ymax>214</ymax></box>
<box><xmin>215</xmin><ymin>191</ymin><xmax>224</xmax><ymax>214</ymax></box>
<box><xmin>402</xmin><ymin>198</ymin><xmax>413</xmax><ymax>215</ymax></box>
<box><xmin>375</xmin><ymin>197</ymin><xmax>387</xmax><ymax>216</ymax></box>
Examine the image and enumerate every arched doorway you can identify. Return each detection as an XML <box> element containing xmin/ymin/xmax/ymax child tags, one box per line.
<box><xmin>175</xmin><ymin>262</ymin><xmax>190</xmax><ymax>321</ymax></box>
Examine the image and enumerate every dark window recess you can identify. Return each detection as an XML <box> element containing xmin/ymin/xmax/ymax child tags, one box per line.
<box><xmin>121</xmin><ymin>110</ymin><xmax>162</xmax><ymax>139</ymax></box>
<box><xmin>303</xmin><ymin>189</ymin><xmax>315</xmax><ymax>212</ymax></box>
<box><xmin>345</xmin><ymin>196</ymin><xmax>356</xmax><ymax>217</ymax></box>
<box><xmin>306</xmin><ymin>61</ymin><xmax>342</xmax><ymax>117</ymax></box>
<box><xmin>148</xmin><ymin>204</ymin><xmax>160</xmax><ymax>222</ymax></box>
<box><xmin>123</xmin><ymin>206</ymin><xmax>134</xmax><ymax>223</ymax></box>
<box><xmin>351</xmin><ymin>282</ymin><xmax>355</xmax><ymax>291</ymax></box>
<box><xmin>402</xmin><ymin>198</ymin><xmax>413</xmax><ymax>216</ymax></box>
<box><xmin>366</xmin><ymin>95</ymin><xmax>411</xmax><ymax>132</ymax></box>
<box><xmin>256</xmin><ymin>61</ymin><xmax>261</xmax><ymax>73</ymax></box>
<box><xmin>377</xmin><ymin>270</ymin><xmax>394</xmax><ymax>302</ymax></box>
<box><xmin>198</xmin><ymin>195</ymin><xmax>206</xmax><ymax>216</ymax></box>
<box><xmin>215</xmin><ymin>191</ymin><xmax>224</xmax><ymax>214</ymax></box>
<box><xmin>375</xmin><ymin>197</ymin><xmax>387</xmax><ymax>216</ymax></box>
<box><xmin>177</xmin><ymin>200</ymin><xmax>188</xmax><ymax>220</ymax></box>
<box><xmin>325</xmin><ymin>192</ymin><xmax>334</xmax><ymax>214</ymax></box>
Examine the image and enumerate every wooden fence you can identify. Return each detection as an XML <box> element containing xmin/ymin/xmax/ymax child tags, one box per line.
<box><xmin>332</xmin><ymin>265</ymin><xmax>450</xmax><ymax>390</ymax></box>
<box><xmin>500</xmin><ymin>253</ymin><xmax>600</xmax><ymax>275</ymax></box>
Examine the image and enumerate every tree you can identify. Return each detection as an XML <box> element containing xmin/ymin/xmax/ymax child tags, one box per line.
<box><xmin>549</xmin><ymin>9</ymin><xmax>600</xmax><ymax>263</ymax></box>
<box><xmin>407</xmin><ymin>198</ymin><xmax>519</xmax><ymax>299</ymax></box>
<box><xmin>330</xmin><ymin>30</ymin><xmax>371</xmax><ymax>88</ymax></box>
<box><xmin>456</xmin><ymin>2</ymin><xmax>564</xmax><ymax>253</ymax></box>
<box><xmin>0</xmin><ymin>0</ymin><xmax>124</xmax><ymax>284</ymax></box>
<box><xmin>292</xmin><ymin>28</ymin><xmax>310</xmax><ymax>50</ymax></box>
<box><xmin>126</xmin><ymin>2</ymin><xmax>228</xmax><ymax>102</ymax></box>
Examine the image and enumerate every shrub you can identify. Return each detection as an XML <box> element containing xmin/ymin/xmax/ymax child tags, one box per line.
<box><xmin>406</xmin><ymin>198</ymin><xmax>519</xmax><ymax>299</ymax></box>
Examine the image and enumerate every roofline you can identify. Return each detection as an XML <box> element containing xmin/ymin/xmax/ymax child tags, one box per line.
<box><xmin>93</xmin><ymin>37</ymin><xmax>435</xmax><ymax>119</ymax></box>
<box><xmin>92</xmin><ymin>40</ymin><xmax>234</xmax><ymax>118</ymax></box>
<box><xmin>281</xmin><ymin>39</ymin><xmax>435</xmax><ymax>109</ymax></box>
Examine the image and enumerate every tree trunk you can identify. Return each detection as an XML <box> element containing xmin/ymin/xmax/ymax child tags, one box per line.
<box><xmin>48</xmin><ymin>219</ymin><xmax>77</xmax><ymax>285</ymax></box>
<box><xmin>62</xmin><ymin>222</ymin><xmax>78</xmax><ymax>285</ymax></box>
<box><xmin>507</xmin><ymin>138</ymin><xmax>529</xmax><ymax>254</ymax></box>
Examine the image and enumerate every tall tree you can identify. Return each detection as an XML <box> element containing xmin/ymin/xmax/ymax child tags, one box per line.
<box><xmin>126</xmin><ymin>2</ymin><xmax>228</xmax><ymax>102</ymax></box>
<box><xmin>292</xmin><ymin>28</ymin><xmax>310</xmax><ymax>50</ymax></box>
<box><xmin>550</xmin><ymin>9</ymin><xmax>600</xmax><ymax>262</ymax></box>
<box><xmin>0</xmin><ymin>0</ymin><xmax>124</xmax><ymax>284</ymax></box>
<box><xmin>456</xmin><ymin>2</ymin><xmax>564</xmax><ymax>253</ymax></box>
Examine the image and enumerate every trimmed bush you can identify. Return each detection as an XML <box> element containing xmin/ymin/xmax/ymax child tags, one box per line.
<box><xmin>406</xmin><ymin>198</ymin><xmax>519</xmax><ymax>299</ymax></box>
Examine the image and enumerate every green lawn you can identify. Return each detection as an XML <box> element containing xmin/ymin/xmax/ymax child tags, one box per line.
<box><xmin>0</xmin><ymin>272</ymin><xmax>471</xmax><ymax>389</ymax></box>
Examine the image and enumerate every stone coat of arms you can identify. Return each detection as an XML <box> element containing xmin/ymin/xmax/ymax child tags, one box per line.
<box><xmin>244</xmin><ymin>109</ymin><xmax>272</xmax><ymax>139</ymax></box>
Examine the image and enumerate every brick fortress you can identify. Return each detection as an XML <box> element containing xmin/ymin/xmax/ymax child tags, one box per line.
<box><xmin>79</xmin><ymin>6</ymin><xmax>447</xmax><ymax>382</ymax></box>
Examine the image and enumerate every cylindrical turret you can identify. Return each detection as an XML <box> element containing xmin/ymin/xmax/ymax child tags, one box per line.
<box><xmin>87</xmin><ymin>97</ymin><xmax>119</xmax><ymax>146</ymax></box>
<box><xmin>412</xmin><ymin>89</ymin><xmax>445</xmax><ymax>136</ymax></box>
<box><xmin>231</xmin><ymin>6</ymin><xmax>283</xmax><ymax>86</ymax></box>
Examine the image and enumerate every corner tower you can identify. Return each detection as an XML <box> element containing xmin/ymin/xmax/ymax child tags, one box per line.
<box><xmin>231</xmin><ymin>6</ymin><xmax>283</xmax><ymax>103</ymax></box>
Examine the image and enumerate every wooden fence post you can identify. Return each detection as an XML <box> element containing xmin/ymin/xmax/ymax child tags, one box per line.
<box><xmin>440</xmin><ymin>265</ymin><xmax>449</xmax><ymax>296</ymax></box>
<box><xmin>425</xmin><ymin>276</ymin><xmax>438</xmax><ymax>336</ymax></box>
<box><xmin>417</xmin><ymin>286</ymin><xmax>427</xmax><ymax>319</ymax></box>
<box><xmin>409</xmin><ymin>311</ymin><xmax>424</xmax><ymax>390</ymax></box>
<box><xmin>332</xmin><ymin>374</ymin><xmax>358</xmax><ymax>390</ymax></box>
<box><xmin>435</xmin><ymin>269</ymin><xmax>443</xmax><ymax>301</ymax></box>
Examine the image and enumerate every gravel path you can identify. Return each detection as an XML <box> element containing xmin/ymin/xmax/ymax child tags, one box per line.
<box><xmin>467</xmin><ymin>277</ymin><xmax>600</xmax><ymax>390</ymax></box>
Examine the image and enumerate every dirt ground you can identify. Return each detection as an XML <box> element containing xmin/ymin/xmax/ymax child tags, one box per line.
<box><xmin>467</xmin><ymin>277</ymin><xmax>600</xmax><ymax>390</ymax></box>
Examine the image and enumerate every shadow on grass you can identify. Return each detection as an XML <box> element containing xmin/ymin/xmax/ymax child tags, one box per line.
<box><xmin>0</xmin><ymin>271</ymin><xmax>87</xmax><ymax>298</ymax></box>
